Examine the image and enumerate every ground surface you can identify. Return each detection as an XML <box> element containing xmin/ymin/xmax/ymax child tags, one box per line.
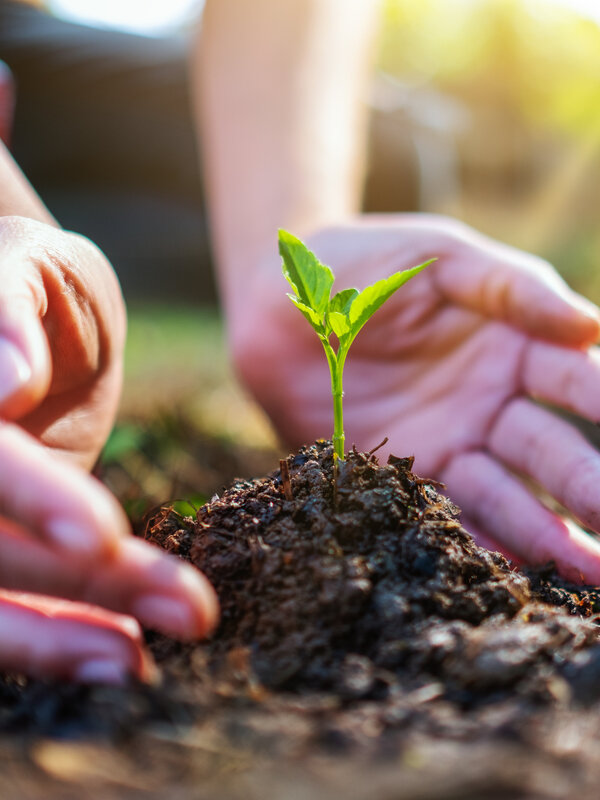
<box><xmin>4</xmin><ymin>436</ymin><xmax>600</xmax><ymax>800</ymax></box>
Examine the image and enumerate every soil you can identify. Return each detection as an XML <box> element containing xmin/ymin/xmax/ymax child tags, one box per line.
<box><xmin>4</xmin><ymin>440</ymin><xmax>600</xmax><ymax>800</ymax></box>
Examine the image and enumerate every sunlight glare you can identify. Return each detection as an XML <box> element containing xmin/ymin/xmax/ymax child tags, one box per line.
<box><xmin>47</xmin><ymin>0</ymin><xmax>203</xmax><ymax>35</ymax></box>
<box><xmin>546</xmin><ymin>0</ymin><xmax>600</xmax><ymax>25</ymax></box>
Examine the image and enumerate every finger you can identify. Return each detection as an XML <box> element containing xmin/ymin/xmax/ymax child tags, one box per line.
<box><xmin>0</xmin><ymin>260</ymin><xmax>50</xmax><ymax>418</ymax></box>
<box><xmin>0</xmin><ymin>524</ymin><xmax>219</xmax><ymax>641</ymax></box>
<box><xmin>522</xmin><ymin>341</ymin><xmax>600</xmax><ymax>421</ymax></box>
<box><xmin>0</xmin><ymin>422</ymin><xmax>127</xmax><ymax>560</ymax></box>
<box><xmin>489</xmin><ymin>398</ymin><xmax>600</xmax><ymax>533</ymax></box>
<box><xmin>0</xmin><ymin>590</ymin><xmax>155</xmax><ymax>683</ymax></box>
<box><xmin>459</xmin><ymin>515</ymin><xmax>521</xmax><ymax>564</ymax></box>
<box><xmin>433</xmin><ymin>232</ymin><xmax>600</xmax><ymax>347</ymax></box>
<box><xmin>88</xmin><ymin>538</ymin><xmax>220</xmax><ymax>640</ymax></box>
<box><xmin>441</xmin><ymin>450</ymin><xmax>600</xmax><ymax>584</ymax></box>
<box><xmin>39</xmin><ymin>228</ymin><xmax>126</xmax><ymax>394</ymax></box>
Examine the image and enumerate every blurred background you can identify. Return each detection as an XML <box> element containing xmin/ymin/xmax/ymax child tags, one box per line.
<box><xmin>1</xmin><ymin>0</ymin><xmax>600</xmax><ymax>509</ymax></box>
<box><xmin>369</xmin><ymin>0</ymin><xmax>600</xmax><ymax>303</ymax></box>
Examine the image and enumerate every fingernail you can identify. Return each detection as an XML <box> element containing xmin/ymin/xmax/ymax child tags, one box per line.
<box><xmin>0</xmin><ymin>338</ymin><xmax>31</xmax><ymax>404</ymax></box>
<box><xmin>46</xmin><ymin>518</ymin><xmax>100</xmax><ymax>558</ymax></box>
<box><xmin>73</xmin><ymin>658</ymin><xmax>128</xmax><ymax>685</ymax></box>
<box><xmin>131</xmin><ymin>594</ymin><xmax>195</xmax><ymax>638</ymax></box>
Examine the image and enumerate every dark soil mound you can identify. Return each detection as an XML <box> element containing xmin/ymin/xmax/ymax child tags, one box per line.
<box><xmin>148</xmin><ymin>441</ymin><xmax>600</xmax><ymax>706</ymax></box>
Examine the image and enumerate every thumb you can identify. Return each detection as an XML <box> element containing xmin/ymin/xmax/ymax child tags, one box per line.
<box><xmin>0</xmin><ymin>220</ymin><xmax>51</xmax><ymax>418</ymax></box>
<box><xmin>0</xmin><ymin>289</ymin><xmax>51</xmax><ymax>419</ymax></box>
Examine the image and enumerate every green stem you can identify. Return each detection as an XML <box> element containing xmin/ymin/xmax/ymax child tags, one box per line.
<box><xmin>322</xmin><ymin>340</ymin><xmax>347</xmax><ymax>461</ymax></box>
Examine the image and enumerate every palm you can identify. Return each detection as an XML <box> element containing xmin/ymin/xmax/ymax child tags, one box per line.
<box><xmin>346</xmin><ymin>305</ymin><xmax>525</xmax><ymax>480</ymax></box>
<box><xmin>237</xmin><ymin>217</ymin><xmax>600</xmax><ymax>582</ymax></box>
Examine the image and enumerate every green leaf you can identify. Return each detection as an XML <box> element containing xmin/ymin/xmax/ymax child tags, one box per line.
<box><xmin>279</xmin><ymin>229</ymin><xmax>334</xmax><ymax>316</ymax></box>
<box><xmin>329</xmin><ymin>288</ymin><xmax>359</xmax><ymax>316</ymax></box>
<box><xmin>348</xmin><ymin>260</ymin><xmax>435</xmax><ymax>340</ymax></box>
<box><xmin>101</xmin><ymin>424</ymin><xmax>145</xmax><ymax>463</ymax></box>
<box><xmin>328</xmin><ymin>310</ymin><xmax>351</xmax><ymax>339</ymax></box>
<box><xmin>287</xmin><ymin>294</ymin><xmax>326</xmax><ymax>334</ymax></box>
<box><xmin>279</xmin><ymin>227</ymin><xmax>434</xmax><ymax>463</ymax></box>
<box><xmin>172</xmin><ymin>495</ymin><xmax>209</xmax><ymax>516</ymax></box>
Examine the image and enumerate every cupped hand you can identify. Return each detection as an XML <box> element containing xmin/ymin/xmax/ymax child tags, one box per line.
<box><xmin>0</xmin><ymin>217</ymin><xmax>218</xmax><ymax>682</ymax></box>
<box><xmin>232</xmin><ymin>214</ymin><xmax>600</xmax><ymax>584</ymax></box>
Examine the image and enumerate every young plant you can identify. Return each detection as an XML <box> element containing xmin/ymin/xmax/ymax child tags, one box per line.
<box><xmin>279</xmin><ymin>229</ymin><xmax>434</xmax><ymax>461</ymax></box>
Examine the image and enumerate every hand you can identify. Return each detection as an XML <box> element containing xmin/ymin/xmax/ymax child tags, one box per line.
<box><xmin>0</xmin><ymin>217</ymin><xmax>218</xmax><ymax>682</ymax></box>
<box><xmin>0</xmin><ymin>215</ymin><xmax>124</xmax><ymax>468</ymax></box>
<box><xmin>232</xmin><ymin>214</ymin><xmax>600</xmax><ymax>584</ymax></box>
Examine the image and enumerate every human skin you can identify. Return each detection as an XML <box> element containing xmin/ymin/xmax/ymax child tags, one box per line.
<box><xmin>196</xmin><ymin>1</ymin><xmax>600</xmax><ymax>584</ymax></box>
<box><xmin>0</xmin><ymin>144</ymin><xmax>218</xmax><ymax>683</ymax></box>
<box><xmin>193</xmin><ymin>0</ymin><xmax>380</xmax><ymax>320</ymax></box>
<box><xmin>0</xmin><ymin>0</ymin><xmax>374</xmax><ymax>683</ymax></box>
<box><xmin>233</xmin><ymin>217</ymin><xmax>600</xmax><ymax>584</ymax></box>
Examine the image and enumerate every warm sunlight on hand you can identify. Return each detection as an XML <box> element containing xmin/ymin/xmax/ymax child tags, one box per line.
<box><xmin>0</xmin><ymin>217</ymin><xmax>218</xmax><ymax>683</ymax></box>
<box><xmin>232</xmin><ymin>214</ymin><xmax>600</xmax><ymax>584</ymax></box>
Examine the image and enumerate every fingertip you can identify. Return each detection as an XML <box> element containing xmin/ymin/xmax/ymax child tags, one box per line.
<box><xmin>0</xmin><ymin>590</ymin><xmax>157</xmax><ymax>685</ymax></box>
<box><xmin>176</xmin><ymin>559</ymin><xmax>220</xmax><ymax>633</ymax></box>
<box><xmin>129</xmin><ymin>565</ymin><xmax>219</xmax><ymax>642</ymax></box>
<box><xmin>0</xmin><ymin>336</ymin><xmax>43</xmax><ymax>418</ymax></box>
<box><xmin>72</xmin><ymin>658</ymin><xmax>130</xmax><ymax>685</ymax></box>
<box><xmin>65</xmin><ymin>610</ymin><xmax>158</xmax><ymax>684</ymax></box>
<box><xmin>131</xmin><ymin>585</ymin><xmax>219</xmax><ymax>642</ymax></box>
<box><xmin>71</xmin><ymin>637</ymin><xmax>158</xmax><ymax>686</ymax></box>
<box><xmin>126</xmin><ymin>646</ymin><xmax>160</xmax><ymax>685</ymax></box>
<box><xmin>193</xmin><ymin>573</ymin><xmax>220</xmax><ymax>639</ymax></box>
<box><xmin>107</xmin><ymin>537</ymin><xmax>220</xmax><ymax>641</ymax></box>
<box><xmin>530</xmin><ymin>276</ymin><xmax>600</xmax><ymax>347</ymax></box>
<box><xmin>566</xmin><ymin>295</ymin><xmax>600</xmax><ymax>348</ymax></box>
<box><xmin>0</xmin><ymin>294</ymin><xmax>51</xmax><ymax>419</ymax></box>
<box><xmin>90</xmin><ymin>496</ymin><xmax>133</xmax><ymax>560</ymax></box>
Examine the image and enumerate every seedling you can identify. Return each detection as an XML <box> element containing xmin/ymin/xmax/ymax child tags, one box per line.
<box><xmin>279</xmin><ymin>229</ymin><xmax>434</xmax><ymax>461</ymax></box>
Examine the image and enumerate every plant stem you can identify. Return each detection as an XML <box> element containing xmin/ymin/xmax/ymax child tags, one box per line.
<box><xmin>332</xmin><ymin>381</ymin><xmax>344</xmax><ymax>460</ymax></box>
<box><xmin>322</xmin><ymin>339</ymin><xmax>347</xmax><ymax>461</ymax></box>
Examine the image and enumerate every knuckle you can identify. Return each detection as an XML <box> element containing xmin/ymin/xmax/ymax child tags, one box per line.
<box><xmin>0</xmin><ymin>214</ymin><xmax>30</xmax><ymax>239</ymax></box>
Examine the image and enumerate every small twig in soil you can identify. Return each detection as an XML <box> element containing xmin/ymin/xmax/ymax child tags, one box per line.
<box><xmin>414</xmin><ymin>477</ymin><xmax>446</xmax><ymax>490</ymax></box>
<box><xmin>367</xmin><ymin>437</ymin><xmax>389</xmax><ymax>458</ymax></box>
<box><xmin>279</xmin><ymin>458</ymin><xmax>293</xmax><ymax>501</ymax></box>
